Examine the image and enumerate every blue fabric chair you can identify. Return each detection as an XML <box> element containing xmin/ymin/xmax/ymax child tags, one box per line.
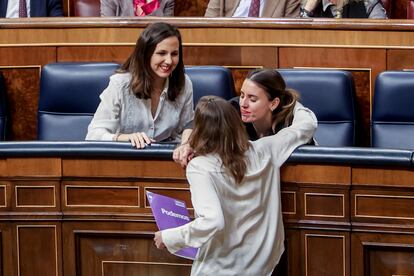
<box><xmin>372</xmin><ymin>71</ymin><xmax>414</xmax><ymax>149</ymax></box>
<box><xmin>185</xmin><ymin>66</ymin><xmax>235</xmax><ymax>105</ymax></box>
<box><xmin>0</xmin><ymin>73</ymin><xmax>8</xmax><ymax>141</ymax></box>
<box><xmin>38</xmin><ymin>62</ymin><xmax>119</xmax><ymax>140</ymax></box>
<box><xmin>279</xmin><ymin>69</ymin><xmax>357</xmax><ymax>147</ymax></box>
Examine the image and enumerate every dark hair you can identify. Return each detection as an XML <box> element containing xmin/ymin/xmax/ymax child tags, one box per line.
<box><xmin>118</xmin><ymin>22</ymin><xmax>185</xmax><ymax>101</ymax></box>
<box><xmin>247</xmin><ymin>69</ymin><xmax>299</xmax><ymax>133</ymax></box>
<box><xmin>189</xmin><ymin>96</ymin><xmax>250</xmax><ymax>184</ymax></box>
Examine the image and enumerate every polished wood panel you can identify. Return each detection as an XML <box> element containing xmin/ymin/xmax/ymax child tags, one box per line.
<box><xmin>57</xmin><ymin>46</ymin><xmax>133</xmax><ymax>63</ymax></box>
<box><xmin>0</xmin><ymin>156</ymin><xmax>414</xmax><ymax>275</ymax></box>
<box><xmin>62</xmin><ymin>159</ymin><xmax>185</xmax><ymax>178</ymax></box>
<box><xmin>1</xmin><ymin>68</ymin><xmax>40</xmax><ymax>140</ymax></box>
<box><xmin>7</xmin><ymin>158</ymin><xmax>61</xmax><ymax>177</ymax></box>
<box><xmin>304</xmin><ymin>232</ymin><xmax>349</xmax><ymax>276</ymax></box>
<box><xmin>352</xmin><ymin>233</ymin><xmax>414</xmax><ymax>276</ymax></box>
<box><xmin>353</xmin><ymin>191</ymin><xmax>414</xmax><ymax>221</ymax></box>
<box><xmin>282</xmin><ymin>164</ymin><xmax>351</xmax><ymax>185</ymax></box>
<box><xmin>387</xmin><ymin>49</ymin><xmax>414</xmax><ymax>70</ymax></box>
<box><xmin>281</xmin><ymin>191</ymin><xmax>296</xmax><ymax>215</ymax></box>
<box><xmin>352</xmin><ymin>167</ymin><xmax>414</xmax><ymax>187</ymax></box>
<box><xmin>0</xmin><ymin>160</ymin><xmax>6</xmax><ymax>176</ymax></box>
<box><xmin>16</xmin><ymin>225</ymin><xmax>61</xmax><ymax>276</ymax></box>
<box><xmin>61</xmin><ymin>221</ymin><xmax>190</xmax><ymax>276</ymax></box>
<box><xmin>77</xmin><ymin>232</ymin><xmax>191</xmax><ymax>276</ymax></box>
<box><xmin>305</xmin><ymin>192</ymin><xmax>345</xmax><ymax>218</ymax></box>
<box><xmin>0</xmin><ymin>185</ymin><xmax>6</xmax><ymax>207</ymax></box>
<box><xmin>65</xmin><ymin>184</ymin><xmax>140</xmax><ymax>208</ymax></box>
<box><xmin>184</xmin><ymin>46</ymin><xmax>278</xmax><ymax>67</ymax></box>
<box><xmin>15</xmin><ymin>186</ymin><xmax>56</xmax><ymax>207</ymax></box>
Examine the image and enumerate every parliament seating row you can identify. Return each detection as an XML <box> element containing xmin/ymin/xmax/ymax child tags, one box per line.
<box><xmin>37</xmin><ymin>63</ymin><xmax>235</xmax><ymax>141</ymax></box>
<box><xmin>37</xmin><ymin>63</ymin><xmax>356</xmax><ymax>147</ymax></box>
<box><xmin>2</xmin><ymin>63</ymin><xmax>413</xmax><ymax>150</ymax></box>
<box><xmin>37</xmin><ymin>63</ymin><xmax>414</xmax><ymax>150</ymax></box>
<box><xmin>70</xmin><ymin>0</ymin><xmax>414</xmax><ymax>19</ymax></box>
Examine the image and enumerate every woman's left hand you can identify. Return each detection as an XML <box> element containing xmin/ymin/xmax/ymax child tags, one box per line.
<box><xmin>154</xmin><ymin>231</ymin><xmax>165</xmax><ymax>249</ymax></box>
<box><xmin>173</xmin><ymin>143</ymin><xmax>194</xmax><ymax>169</ymax></box>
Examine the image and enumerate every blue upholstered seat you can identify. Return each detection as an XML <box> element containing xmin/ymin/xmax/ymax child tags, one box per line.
<box><xmin>185</xmin><ymin>66</ymin><xmax>235</xmax><ymax>104</ymax></box>
<box><xmin>38</xmin><ymin>62</ymin><xmax>119</xmax><ymax>140</ymax></box>
<box><xmin>279</xmin><ymin>69</ymin><xmax>357</xmax><ymax>147</ymax></box>
<box><xmin>372</xmin><ymin>71</ymin><xmax>414</xmax><ymax>149</ymax></box>
<box><xmin>0</xmin><ymin>73</ymin><xmax>8</xmax><ymax>141</ymax></box>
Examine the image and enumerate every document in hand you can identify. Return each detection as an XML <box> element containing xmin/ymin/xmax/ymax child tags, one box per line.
<box><xmin>146</xmin><ymin>191</ymin><xmax>198</xmax><ymax>260</ymax></box>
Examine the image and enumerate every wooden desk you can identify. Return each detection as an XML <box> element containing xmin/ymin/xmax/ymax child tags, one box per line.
<box><xmin>0</xmin><ymin>143</ymin><xmax>413</xmax><ymax>275</ymax></box>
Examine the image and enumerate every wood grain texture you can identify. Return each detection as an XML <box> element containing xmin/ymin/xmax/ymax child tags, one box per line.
<box><xmin>16</xmin><ymin>224</ymin><xmax>62</xmax><ymax>276</ymax></box>
<box><xmin>7</xmin><ymin>158</ymin><xmax>61</xmax><ymax>177</ymax></box>
<box><xmin>303</xmin><ymin>231</ymin><xmax>350</xmax><ymax>276</ymax></box>
<box><xmin>1</xmin><ymin>68</ymin><xmax>40</xmax><ymax>140</ymax></box>
<box><xmin>62</xmin><ymin>159</ymin><xmax>185</xmax><ymax>178</ymax></box>
<box><xmin>352</xmin><ymin>167</ymin><xmax>414</xmax><ymax>187</ymax></box>
<box><xmin>57</xmin><ymin>46</ymin><xmax>133</xmax><ymax>63</ymax></box>
<box><xmin>281</xmin><ymin>164</ymin><xmax>351</xmax><ymax>185</ymax></box>
<box><xmin>387</xmin><ymin>49</ymin><xmax>414</xmax><ymax>70</ymax></box>
<box><xmin>352</xmin><ymin>232</ymin><xmax>414</xmax><ymax>276</ymax></box>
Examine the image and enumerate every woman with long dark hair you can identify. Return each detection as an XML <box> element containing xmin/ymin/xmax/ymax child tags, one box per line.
<box><xmin>86</xmin><ymin>22</ymin><xmax>193</xmax><ymax>148</ymax></box>
<box><xmin>155</xmin><ymin>96</ymin><xmax>317</xmax><ymax>275</ymax></box>
<box><xmin>174</xmin><ymin>68</ymin><xmax>308</xmax><ymax>167</ymax></box>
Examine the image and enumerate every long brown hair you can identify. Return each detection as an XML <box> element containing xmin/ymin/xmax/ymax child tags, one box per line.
<box><xmin>247</xmin><ymin>69</ymin><xmax>299</xmax><ymax>133</ymax></box>
<box><xmin>189</xmin><ymin>96</ymin><xmax>250</xmax><ymax>184</ymax></box>
<box><xmin>118</xmin><ymin>22</ymin><xmax>185</xmax><ymax>101</ymax></box>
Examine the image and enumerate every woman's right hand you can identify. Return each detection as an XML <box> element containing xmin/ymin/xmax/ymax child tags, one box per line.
<box><xmin>116</xmin><ymin>132</ymin><xmax>155</xmax><ymax>149</ymax></box>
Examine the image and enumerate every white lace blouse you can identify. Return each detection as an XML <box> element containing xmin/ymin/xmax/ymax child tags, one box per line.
<box><xmin>85</xmin><ymin>73</ymin><xmax>194</xmax><ymax>142</ymax></box>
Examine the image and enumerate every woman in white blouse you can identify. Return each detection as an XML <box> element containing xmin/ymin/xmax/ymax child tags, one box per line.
<box><xmin>86</xmin><ymin>22</ymin><xmax>194</xmax><ymax>148</ymax></box>
<box><xmin>154</xmin><ymin>96</ymin><xmax>317</xmax><ymax>275</ymax></box>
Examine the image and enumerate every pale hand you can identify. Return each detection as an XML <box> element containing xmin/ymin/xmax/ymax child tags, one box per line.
<box><xmin>117</xmin><ymin>132</ymin><xmax>155</xmax><ymax>149</ymax></box>
<box><xmin>154</xmin><ymin>231</ymin><xmax>165</xmax><ymax>249</ymax></box>
<box><xmin>173</xmin><ymin>143</ymin><xmax>194</xmax><ymax>169</ymax></box>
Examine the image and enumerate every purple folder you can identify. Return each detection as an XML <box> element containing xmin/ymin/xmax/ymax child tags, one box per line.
<box><xmin>146</xmin><ymin>191</ymin><xmax>198</xmax><ymax>260</ymax></box>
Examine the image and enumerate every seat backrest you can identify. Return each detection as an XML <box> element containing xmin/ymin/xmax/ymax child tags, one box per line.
<box><xmin>408</xmin><ymin>0</ymin><xmax>414</xmax><ymax>19</ymax></box>
<box><xmin>185</xmin><ymin>66</ymin><xmax>235</xmax><ymax>105</ymax></box>
<box><xmin>279</xmin><ymin>69</ymin><xmax>357</xmax><ymax>147</ymax></box>
<box><xmin>372</xmin><ymin>71</ymin><xmax>414</xmax><ymax>149</ymax></box>
<box><xmin>0</xmin><ymin>73</ymin><xmax>8</xmax><ymax>141</ymax></box>
<box><xmin>381</xmin><ymin>0</ymin><xmax>391</xmax><ymax>18</ymax></box>
<box><xmin>73</xmin><ymin>0</ymin><xmax>100</xmax><ymax>16</ymax></box>
<box><xmin>38</xmin><ymin>62</ymin><xmax>119</xmax><ymax>141</ymax></box>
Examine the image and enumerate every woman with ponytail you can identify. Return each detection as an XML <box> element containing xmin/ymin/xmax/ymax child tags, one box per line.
<box><xmin>155</xmin><ymin>96</ymin><xmax>317</xmax><ymax>275</ymax></box>
<box><xmin>233</xmin><ymin>69</ymin><xmax>300</xmax><ymax>140</ymax></box>
<box><xmin>174</xmin><ymin>68</ymin><xmax>313</xmax><ymax>167</ymax></box>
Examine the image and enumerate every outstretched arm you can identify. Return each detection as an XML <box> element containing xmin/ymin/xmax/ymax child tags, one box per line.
<box><xmin>160</xmin><ymin>162</ymin><xmax>224</xmax><ymax>253</ymax></box>
<box><xmin>256</xmin><ymin>102</ymin><xmax>317</xmax><ymax>167</ymax></box>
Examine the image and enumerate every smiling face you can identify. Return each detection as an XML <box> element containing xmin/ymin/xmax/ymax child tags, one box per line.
<box><xmin>150</xmin><ymin>36</ymin><xmax>180</xmax><ymax>83</ymax></box>
<box><xmin>239</xmin><ymin>79</ymin><xmax>280</xmax><ymax>125</ymax></box>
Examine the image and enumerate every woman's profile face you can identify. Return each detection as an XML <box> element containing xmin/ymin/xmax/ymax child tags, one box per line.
<box><xmin>239</xmin><ymin>79</ymin><xmax>279</xmax><ymax>124</ymax></box>
<box><xmin>150</xmin><ymin>36</ymin><xmax>180</xmax><ymax>82</ymax></box>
